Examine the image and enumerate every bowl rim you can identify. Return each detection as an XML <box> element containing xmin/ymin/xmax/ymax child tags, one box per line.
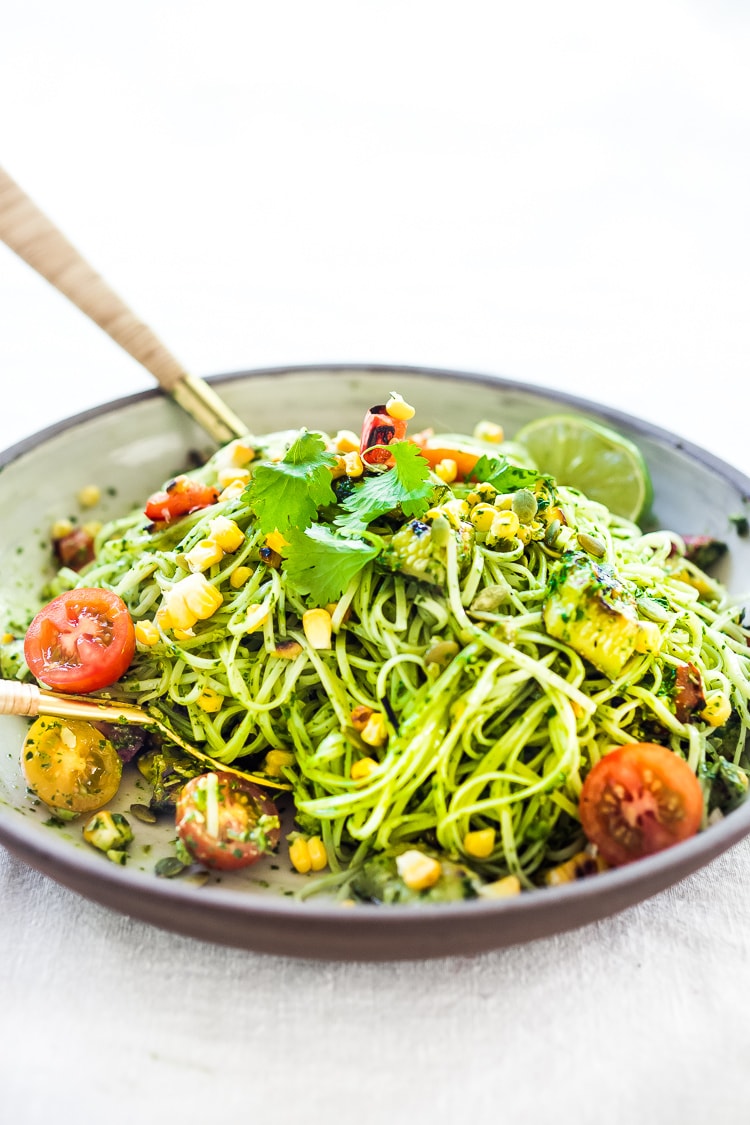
<box><xmin>2</xmin><ymin>361</ymin><xmax>749</xmax><ymax>959</ymax></box>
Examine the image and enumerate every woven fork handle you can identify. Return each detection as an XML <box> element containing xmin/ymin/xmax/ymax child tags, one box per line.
<box><xmin>0</xmin><ymin>167</ymin><xmax>247</xmax><ymax>445</ymax></box>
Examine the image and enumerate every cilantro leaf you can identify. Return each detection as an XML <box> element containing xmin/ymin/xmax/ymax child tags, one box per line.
<box><xmin>283</xmin><ymin>525</ymin><xmax>381</xmax><ymax>604</ymax></box>
<box><xmin>468</xmin><ymin>454</ymin><xmax>544</xmax><ymax>492</ymax></box>
<box><xmin>336</xmin><ymin>442</ymin><xmax>435</xmax><ymax>531</ymax></box>
<box><xmin>243</xmin><ymin>431</ymin><xmax>338</xmax><ymax>536</ymax></box>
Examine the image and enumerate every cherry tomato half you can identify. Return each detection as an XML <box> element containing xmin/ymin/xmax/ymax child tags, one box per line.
<box><xmin>24</xmin><ymin>588</ymin><xmax>136</xmax><ymax>693</ymax></box>
<box><xmin>144</xmin><ymin>476</ymin><xmax>219</xmax><ymax>523</ymax></box>
<box><xmin>22</xmin><ymin>716</ymin><xmax>122</xmax><ymax>813</ymax></box>
<box><xmin>579</xmin><ymin>742</ymin><xmax>704</xmax><ymax>867</ymax></box>
<box><xmin>176</xmin><ymin>772</ymin><xmax>281</xmax><ymax>871</ymax></box>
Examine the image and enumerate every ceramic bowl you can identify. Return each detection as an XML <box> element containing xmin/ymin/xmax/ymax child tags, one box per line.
<box><xmin>2</xmin><ymin>364</ymin><xmax>749</xmax><ymax>961</ymax></box>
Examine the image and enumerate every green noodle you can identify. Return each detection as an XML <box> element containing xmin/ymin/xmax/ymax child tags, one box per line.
<box><xmin>55</xmin><ymin>422</ymin><xmax>750</xmax><ymax>895</ymax></box>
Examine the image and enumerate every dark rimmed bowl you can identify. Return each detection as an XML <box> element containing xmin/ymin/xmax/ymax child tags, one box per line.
<box><xmin>1</xmin><ymin>363</ymin><xmax>749</xmax><ymax>961</ymax></box>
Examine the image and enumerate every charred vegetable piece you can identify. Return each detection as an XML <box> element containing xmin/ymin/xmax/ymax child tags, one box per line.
<box><xmin>349</xmin><ymin>849</ymin><xmax>480</xmax><ymax>904</ymax></box>
<box><xmin>681</xmin><ymin>535</ymin><xmax>727</xmax><ymax>571</ymax></box>
<box><xmin>382</xmin><ymin>514</ymin><xmax>474</xmax><ymax>586</ymax></box>
<box><xmin>359</xmin><ymin>405</ymin><xmax>409</xmax><ymax>467</ymax></box>
<box><xmin>137</xmin><ymin>744</ymin><xmax>205</xmax><ymax>812</ymax></box>
<box><xmin>699</xmin><ymin>757</ymin><xmax>750</xmax><ymax>814</ymax></box>
<box><xmin>543</xmin><ymin>552</ymin><xmax>646</xmax><ymax>679</ymax></box>
<box><xmin>53</xmin><ymin>526</ymin><xmax>96</xmax><ymax>571</ymax></box>
<box><xmin>673</xmin><ymin>661</ymin><xmax>706</xmax><ymax>723</ymax></box>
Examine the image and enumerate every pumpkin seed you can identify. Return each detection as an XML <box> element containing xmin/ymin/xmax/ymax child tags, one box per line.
<box><xmin>155</xmin><ymin>856</ymin><xmax>187</xmax><ymax>878</ymax></box>
<box><xmin>129</xmin><ymin>803</ymin><xmax>157</xmax><ymax>824</ymax></box>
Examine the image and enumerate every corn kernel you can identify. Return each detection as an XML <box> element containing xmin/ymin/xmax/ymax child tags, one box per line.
<box><xmin>307</xmin><ymin>836</ymin><xmax>328</xmax><ymax>871</ymax></box>
<box><xmin>77</xmin><ymin>484</ymin><xmax>101</xmax><ymax>508</ymax></box>
<box><xmin>217</xmin><ymin>467</ymin><xmax>251</xmax><ymax>490</ymax></box>
<box><xmin>265</xmin><ymin>530</ymin><xmax>289</xmax><ymax>555</ymax></box>
<box><xmin>477</xmin><ymin>874</ymin><xmax>522</xmax><ymax>899</ymax></box>
<box><xmin>351</xmin><ymin>756</ymin><xmax>379</xmax><ymax>781</ymax></box>
<box><xmin>463</xmin><ymin>827</ymin><xmax>496</xmax><ymax>858</ymax></box>
<box><xmin>245</xmin><ymin>604</ymin><xmax>270</xmax><ymax>633</ymax></box>
<box><xmin>208</xmin><ymin>516</ymin><xmax>245</xmax><ymax>552</ymax></box>
<box><xmin>494</xmin><ymin>494</ymin><xmax>514</xmax><ymax>510</ymax></box>
<box><xmin>634</xmin><ymin>621</ymin><xmax>662</xmax><ymax>654</ymax></box>
<box><xmin>185</xmin><ymin>538</ymin><xmax>225</xmax><ymax>573</ymax></box>
<box><xmin>350</xmin><ymin>705</ymin><xmax>374</xmax><ymax>731</ymax></box>
<box><xmin>289</xmin><ymin>837</ymin><xmax>312</xmax><ymax>874</ymax></box>
<box><xmin>435</xmin><ymin>458</ymin><xmax>458</xmax><ymax>484</ymax></box>
<box><xmin>302</xmin><ymin>608</ymin><xmax>333</xmax><ymax>650</ymax></box>
<box><xmin>517</xmin><ymin>525</ymin><xmax>533</xmax><ymax>546</ymax></box>
<box><xmin>343</xmin><ymin>451</ymin><xmax>364</xmax><ymax>478</ymax></box>
<box><xmin>229</xmin><ymin>442</ymin><xmax>256</xmax><ymax>467</ymax></box>
<box><xmin>51</xmin><ymin>519</ymin><xmax>74</xmax><ymax>540</ymax></box>
<box><xmin>164</xmin><ymin>573</ymin><xmax>223</xmax><ymax>630</ymax></box>
<box><xmin>385</xmin><ymin>392</ymin><xmax>416</xmax><ymax>421</ymax></box>
<box><xmin>701</xmin><ymin>692</ymin><xmax>732</xmax><ymax>727</ymax></box>
<box><xmin>360</xmin><ymin>712</ymin><xmax>388</xmax><ymax>747</ymax></box>
<box><xmin>545</xmin><ymin>850</ymin><xmax>608</xmax><ymax>886</ymax></box>
<box><xmin>469</xmin><ymin>503</ymin><xmax>496</xmax><ymax>532</ymax></box>
<box><xmin>219</xmin><ymin>480</ymin><xmax>246</xmax><ymax>502</ymax></box>
<box><xmin>264</xmin><ymin>749</ymin><xmax>295</xmax><ymax>777</ymax></box>
<box><xmin>396</xmin><ymin>850</ymin><xmax>442</xmax><ymax>891</ymax></box>
<box><xmin>491</xmin><ymin>511</ymin><xmax>520</xmax><ymax>539</ymax></box>
<box><xmin>472</xmin><ymin>420</ymin><xmax>504</xmax><ymax>443</ymax></box>
<box><xmin>1</xmin><ymin>633</ymin><xmax>15</xmax><ymax>644</ymax></box>
<box><xmin>197</xmin><ymin>688</ymin><xmax>223</xmax><ymax>713</ymax></box>
<box><xmin>333</xmin><ymin>429</ymin><xmax>361</xmax><ymax>453</ymax></box>
<box><xmin>230</xmin><ymin>565</ymin><xmax>254</xmax><ymax>589</ymax></box>
<box><xmin>330</xmin><ymin>455</ymin><xmax>349</xmax><ymax>481</ymax></box>
<box><xmin>135</xmin><ymin>620</ymin><xmax>160</xmax><ymax>646</ymax></box>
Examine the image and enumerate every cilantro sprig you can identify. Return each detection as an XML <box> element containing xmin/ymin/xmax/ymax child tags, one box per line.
<box><xmin>242</xmin><ymin>431</ymin><xmax>338</xmax><ymax>536</ymax></box>
<box><xmin>468</xmin><ymin>454</ymin><xmax>545</xmax><ymax>493</ymax></box>
<box><xmin>336</xmin><ymin>442</ymin><xmax>435</xmax><ymax>531</ymax></box>
<box><xmin>283</xmin><ymin>525</ymin><xmax>381</xmax><ymax>604</ymax></box>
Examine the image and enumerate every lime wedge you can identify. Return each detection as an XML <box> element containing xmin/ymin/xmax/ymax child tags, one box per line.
<box><xmin>512</xmin><ymin>413</ymin><xmax>653</xmax><ymax>522</ymax></box>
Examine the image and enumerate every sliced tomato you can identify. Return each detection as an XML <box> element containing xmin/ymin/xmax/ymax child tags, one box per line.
<box><xmin>144</xmin><ymin>475</ymin><xmax>219</xmax><ymax>523</ymax></box>
<box><xmin>176</xmin><ymin>772</ymin><xmax>281</xmax><ymax>870</ymax></box>
<box><xmin>579</xmin><ymin>742</ymin><xmax>704</xmax><ymax>867</ymax></box>
<box><xmin>22</xmin><ymin>716</ymin><xmax>122</xmax><ymax>813</ymax></box>
<box><xmin>360</xmin><ymin>406</ymin><xmax>409</xmax><ymax>466</ymax></box>
<box><xmin>24</xmin><ymin>588</ymin><xmax>136</xmax><ymax>693</ymax></box>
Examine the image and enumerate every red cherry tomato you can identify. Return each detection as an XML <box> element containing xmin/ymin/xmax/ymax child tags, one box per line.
<box><xmin>176</xmin><ymin>772</ymin><xmax>281</xmax><ymax>871</ymax></box>
<box><xmin>24</xmin><ymin>588</ymin><xmax>136</xmax><ymax>693</ymax></box>
<box><xmin>144</xmin><ymin>475</ymin><xmax>219</xmax><ymax>523</ymax></box>
<box><xmin>579</xmin><ymin>742</ymin><xmax>704</xmax><ymax>867</ymax></box>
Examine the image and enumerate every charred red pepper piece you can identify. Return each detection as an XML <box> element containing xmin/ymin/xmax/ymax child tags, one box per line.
<box><xmin>360</xmin><ymin>405</ymin><xmax>408</xmax><ymax>467</ymax></box>
<box><xmin>674</xmin><ymin>661</ymin><xmax>706</xmax><ymax>723</ymax></box>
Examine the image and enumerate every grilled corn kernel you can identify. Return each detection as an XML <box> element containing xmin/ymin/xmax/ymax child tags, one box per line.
<box><xmin>469</xmin><ymin>503</ymin><xmax>496</xmax><ymax>532</ymax></box>
<box><xmin>135</xmin><ymin>620</ymin><xmax>160</xmax><ymax>646</ymax></box>
<box><xmin>463</xmin><ymin>827</ymin><xmax>496</xmax><ymax>858</ymax></box>
<box><xmin>273</xmin><ymin>639</ymin><xmax>304</xmax><ymax>659</ymax></box>
<box><xmin>634</xmin><ymin>621</ymin><xmax>662</xmax><ymax>654</ymax></box>
<box><xmin>217</xmin><ymin>467</ymin><xmax>251</xmax><ymax>490</ymax></box>
<box><xmin>701</xmin><ymin>692</ymin><xmax>732</xmax><ymax>727</ymax></box>
<box><xmin>229</xmin><ymin>442</ymin><xmax>256</xmax><ymax>467</ymax></box>
<box><xmin>351</xmin><ymin>756</ymin><xmax>379</xmax><ymax>781</ymax></box>
<box><xmin>230</xmin><ymin>565</ymin><xmax>254</xmax><ymax>589</ymax></box>
<box><xmin>307</xmin><ymin>836</ymin><xmax>328</xmax><ymax>872</ymax></box>
<box><xmin>360</xmin><ymin>712</ymin><xmax>388</xmax><ymax>747</ymax></box>
<box><xmin>185</xmin><ymin>538</ymin><xmax>225</xmax><ymax>573</ymax></box>
<box><xmin>331</xmin><ymin>455</ymin><xmax>349</xmax><ymax>481</ymax></box>
<box><xmin>197</xmin><ymin>688</ymin><xmax>223</xmax><ymax>713</ymax></box>
<box><xmin>219</xmin><ymin>480</ymin><xmax>247</xmax><ymax>502</ymax></box>
<box><xmin>245</xmin><ymin>604</ymin><xmax>270</xmax><ymax>633</ymax></box>
<box><xmin>77</xmin><ymin>484</ymin><xmax>101</xmax><ymax>508</ymax></box>
<box><xmin>208</xmin><ymin>515</ymin><xmax>245</xmax><ymax>552</ymax></box>
<box><xmin>435</xmin><ymin>458</ymin><xmax>458</xmax><ymax>484</ymax></box>
<box><xmin>343</xmin><ymin>451</ymin><xmax>365</xmax><ymax>478</ymax></box>
<box><xmin>396</xmin><ymin>850</ymin><xmax>442</xmax><ymax>891</ymax></box>
<box><xmin>289</xmin><ymin>837</ymin><xmax>312</xmax><ymax>874</ymax></box>
<box><xmin>491</xmin><ymin>511</ymin><xmax>520</xmax><ymax>539</ymax></box>
<box><xmin>517</xmin><ymin>525</ymin><xmax>532</xmax><ymax>546</ymax></box>
<box><xmin>385</xmin><ymin>392</ymin><xmax>416</xmax><ymax>421</ymax></box>
<box><xmin>1</xmin><ymin>633</ymin><xmax>15</xmax><ymax>644</ymax></box>
<box><xmin>545</xmin><ymin>849</ymin><xmax>608</xmax><ymax>886</ymax></box>
<box><xmin>302</xmin><ymin>608</ymin><xmax>333</xmax><ymax>650</ymax></box>
<box><xmin>472</xmin><ymin>420</ymin><xmax>504</xmax><ymax>443</ymax></box>
<box><xmin>333</xmin><ymin>429</ymin><xmax>361</xmax><ymax>453</ymax></box>
<box><xmin>350</xmin><ymin>705</ymin><xmax>374</xmax><ymax>731</ymax></box>
<box><xmin>164</xmin><ymin>573</ymin><xmax>223</xmax><ymax>630</ymax></box>
<box><xmin>265</xmin><ymin>530</ymin><xmax>289</xmax><ymax>555</ymax></box>
<box><xmin>494</xmin><ymin>493</ymin><xmax>514</xmax><ymax>510</ymax></box>
<box><xmin>264</xmin><ymin>749</ymin><xmax>295</xmax><ymax>777</ymax></box>
<box><xmin>477</xmin><ymin>874</ymin><xmax>522</xmax><ymax>899</ymax></box>
<box><xmin>83</xmin><ymin>520</ymin><xmax>102</xmax><ymax>538</ymax></box>
<box><xmin>51</xmin><ymin>518</ymin><xmax>74</xmax><ymax>540</ymax></box>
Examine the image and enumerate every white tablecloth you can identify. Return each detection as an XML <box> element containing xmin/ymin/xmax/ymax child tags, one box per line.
<box><xmin>2</xmin><ymin>4</ymin><xmax>750</xmax><ymax>1121</ymax></box>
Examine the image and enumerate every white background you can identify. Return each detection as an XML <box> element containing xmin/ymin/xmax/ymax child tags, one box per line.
<box><xmin>2</xmin><ymin>3</ymin><xmax>750</xmax><ymax>1123</ymax></box>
